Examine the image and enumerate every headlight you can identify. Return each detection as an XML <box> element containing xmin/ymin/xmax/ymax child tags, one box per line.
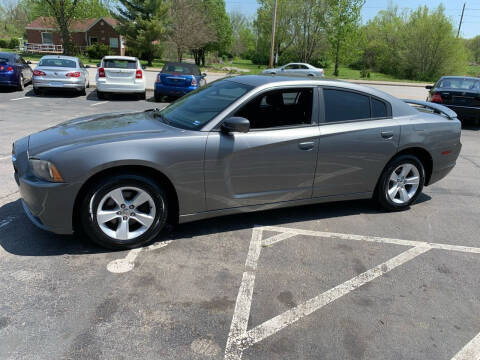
<box><xmin>29</xmin><ymin>159</ymin><xmax>64</xmax><ymax>182</ymax></box>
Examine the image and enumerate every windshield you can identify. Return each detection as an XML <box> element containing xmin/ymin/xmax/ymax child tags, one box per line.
<box><xmin>162</xmin><ymin>63</ymin><xmax>200</xmax><ymax>76</ymax></box>
<box><xmin>156</xmin><ymin>80</ymin><xmax>253</xmax><ymax>130</ymax></box>
<box><xmin>39</xmin><ymin>58</ymin><xmax>76</xmax><ymax>68</ymax></box>
<box><xmin>437</xmin><ymin>77</ymin><xmax>480</xmax><ymax>91</ymax></box>
<box><xmin>103</xmin><ymin>59</ymin><xmax>137</xmax><ymax>69</ymax></box>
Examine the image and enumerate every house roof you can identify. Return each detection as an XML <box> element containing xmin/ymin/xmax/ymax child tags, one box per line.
<box><xmin>26</xmin><ymin>17</ymin><xmax>119</xmax><ymax>32</ymax></box>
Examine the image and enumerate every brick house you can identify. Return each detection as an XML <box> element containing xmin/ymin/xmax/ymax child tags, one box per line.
<box><xmin>26</xmin><ymin>17</ymin><xmax>125</xmax><ymax>55</ymax></box>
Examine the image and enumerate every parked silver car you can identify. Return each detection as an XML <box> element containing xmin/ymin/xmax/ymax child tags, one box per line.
<box><xmin>13</xmin><ymin>76</ymin><xmax>461</xmax><ymax>249</ymax></box>
<box><xmin>262</xmin><ymin>63</ymin><xmax>325</xmax><ymax>77</ymax></box>
<box><xmin>33</xmin><ymin>55</ymin><xmax>90</xmax><ymax>95</ymax></box>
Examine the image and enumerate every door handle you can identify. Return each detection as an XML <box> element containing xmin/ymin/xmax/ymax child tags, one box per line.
<box><xmin>381</xmin><ymin>131</ymin><xmax>394</xmax><ymax>139</ymax></box>
<box><xmin>298</xmin><ymin>141</ymin><xmax>315</xmax><ymax>150</ymax></box>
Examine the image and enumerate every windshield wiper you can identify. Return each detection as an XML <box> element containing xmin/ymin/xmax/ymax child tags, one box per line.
<box><xmin>149</xmin><ymin>108</ymin><xmax>171</xmax><ymax>125</ymax></box>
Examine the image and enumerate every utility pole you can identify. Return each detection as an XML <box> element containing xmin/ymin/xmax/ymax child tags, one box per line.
<box><xmin>269</xmin><ymin>0</ymin><xmax>278</xmax><ymax>68</ymax></box>
<box><xmin>457</xmin><ymin>2</ymin><xmax>466</xmax><ymax>38</ymax></box>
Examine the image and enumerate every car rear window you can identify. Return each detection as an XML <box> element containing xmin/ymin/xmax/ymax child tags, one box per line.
<box><xmin>0</xmin><ymin>57</ymin><xmax>10</xmax><ymax>64</ymax></box>
<box><xmin>324</xmin><ymin>89</ymin><xmax>371</xmax><ymax>122</ymax></box>
<box><xmin>162</xmin><ymin>63</ymin><xmax>200</xmax><ymax>76</ymax></box>
<box><xmin>437</xmin><ymin>78</ymin><xmax>480</xmax><ymax>90</ymax></box>
<box><xmin>38</xmin><ymin>58</ymin><xmax>76</xmax><ymax>68</ymax></box>
<box><xmin>103</xmin><ymin>59</ymin><xmax>137</xmax><ymax>69</ymax></box>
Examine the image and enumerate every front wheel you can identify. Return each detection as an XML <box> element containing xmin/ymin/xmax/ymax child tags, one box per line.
<box><xmin>17</xmin><ymin>75</ymin><xmax>24</xmax><ymax>91</ymax></box>
<box><xmin>81</xmin><ymin>174</ymin><xmax>169</xmax><ymax>249</ymax></box>
<box><xmin>376</xmin><ymin>155</ymin><xmax>425</xmax><ymax>211</ymax></box>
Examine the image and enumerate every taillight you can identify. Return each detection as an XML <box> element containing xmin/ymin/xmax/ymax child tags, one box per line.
<box><xmin>191</xmin><ymin>77</ymin><xmax>197</xmax><ymax>86</ymax></box>
<box><xmin>66</xmin><ymin>72</ymin><xmax>81</xmax><ymax>78</ymax></box>
<box><xmin>136</xmin><ymin>69</ymin><xmax>143</xmax><ymax>79</ymax></box>
<box><xmin>98</xmin><ymin>67</ymin><xmax>105</xmax><ymax>78</ymax></box>
<box><xmin>156</xmin><ymin>74</ymin><xmax>162</xmax><ymax>83</ymax></box>
<box><xmin>7</xmin><ymin>66</ymin><xmax>13</xmax><ymax>72</ymax></box>
<box><xmin>431</xmin><ymin>93</ymin><xmax>443</xmax><ymax>103</ymax></box>
<box><xmin>33</xmin><ymin>70</ymin><xmax>46</xmax><ymax>76</ymax></box>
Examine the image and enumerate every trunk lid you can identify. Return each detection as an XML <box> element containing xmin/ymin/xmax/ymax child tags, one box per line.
<box><xmin>102</xmin><ymin>58</ymin><xmax>138</xmax><ymax>84</ymax></box>
<box><xmin>160</xmin><ymin>73</ymin><xmax>193</xmax><ymax>87</ymax></box>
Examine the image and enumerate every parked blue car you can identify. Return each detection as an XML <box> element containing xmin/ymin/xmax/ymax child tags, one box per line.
<box><xmin>154</xmin><ymin>62</ymin><xmax>207</xmax><ymax>101</ymax></box>
<box><xmin>0</xmin><ymin>52</ymin><xmax>33</xmax><ymax>91</ymax></box>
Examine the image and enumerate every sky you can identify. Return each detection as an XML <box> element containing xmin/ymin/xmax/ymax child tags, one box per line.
<box><xmin>225</xmin><ymin>0</ymin><xmax>480</xmax><ymax>38</ymax></box>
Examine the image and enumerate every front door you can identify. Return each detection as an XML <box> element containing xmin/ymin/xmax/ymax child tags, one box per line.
<box><xmin>205</xmin><ymin>87</ymin><xmax>320</xmax><ymax>210</ymax></box>
<box><xmin>313</xmin><ymin>88</ymin><xmax>400</xmax><ymax>197</ymax></box>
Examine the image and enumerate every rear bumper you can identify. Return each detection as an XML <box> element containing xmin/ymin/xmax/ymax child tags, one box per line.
<box><xmin>33</xmin><ymin>78</ymin><xmax>84</xmax><ymax>90</ymax></box>
<box><xmin>0</xmin><ymin>78</ymin><xmax>19</xmax><ymax>87</ymax></box>
<box><xmin>154</xmin><ymin>83</ymin><xmax>197</xmax><ymax>96</ymax></box>
<box><xmin>445</xmin><ymin>105</ymin><xmax>480</xmax><ymax>121</ymax></box>
<box><xmin>96</xmin><ymin>80</ymin><xmax>145</xmax><ymax>93</ymax></box>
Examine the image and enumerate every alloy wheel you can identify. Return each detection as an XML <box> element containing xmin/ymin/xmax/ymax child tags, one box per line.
<box><xmin>95</xmin><ymin>186</ymin><xmax>157</xmax><ymax>241</ymax></box>
<box><xmin>386</xmin><ymin>163</ymin><xmax>420</xmax><ymax>205</ymax></box>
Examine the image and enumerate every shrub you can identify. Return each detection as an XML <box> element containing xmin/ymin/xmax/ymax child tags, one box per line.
<box><xmin>0</xmin><ymin>39</ymin><xmax>8</xmax><ymax>48</ymax></box>
<box><xmin>8</xmin><ymin>38</ymin><xmax>19</xmax><ymax>49</ymax></box>
<box><xmin>86</xmin><ymin>43</ymin><xmax>112</xmax><ymax>59</ymax></box>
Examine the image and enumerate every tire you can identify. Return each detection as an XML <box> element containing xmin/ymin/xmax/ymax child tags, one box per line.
<box><xmin>79</xmin><ymin>86</ymin><xmax>87</xmax><ymax>96</ymax></box>
<box><xmin>97</xmin><ymin>90</ymin><xmax>105</xmax><ymax>99</ymax></box>
<box><xmin>17</xmin><ymin>75</ymin><xmax>24</xmax><ymax>91</ymax></box>
<box><xmin>81</xmin><ymin>174</ymin><xmax>169</xmax><ymax>250</ymax></box>
<box><xmin>376</xmin><ymin>154</ymin><xmax>425</xmax><ymax>211</ymax></box>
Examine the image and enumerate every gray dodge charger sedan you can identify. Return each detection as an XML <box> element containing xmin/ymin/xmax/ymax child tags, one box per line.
<box><xmin>12</xmin><ymin>76</ymin><xmax>461</xmax><ymax>249</ymax></box>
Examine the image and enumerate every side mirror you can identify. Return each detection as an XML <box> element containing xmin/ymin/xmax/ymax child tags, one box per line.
<box><xmin>221</xmin><ymin>117</ymin><xmax>250</xmax><ymax>134</ymax></box>
<box><xmin>97</xmin><ymin>63</ymin><xmax>101</xmax><ymax>68</ymax></box>
<box><xmin>26</xmin><ymin>60</ymin><xmax>32</xmax><ymax>65</ymax></box>
<box><xmin>142</xmin><ymin>65</ymin><xmax>146</xmax><ymax>70</ymax></box>
<box><xmin>85</xmin><ymin>64</ymin><xmax>91</xmax><ymax>68</ymax></box>
<box><xmin>425</xmin><ymin>85</ymin><xmax>433</xmax><ymax>90</ymax></box>
<box><xmin>202</xmin><ymin>73</ymin><xmax>207</xmax><ymax>77</ymax></box>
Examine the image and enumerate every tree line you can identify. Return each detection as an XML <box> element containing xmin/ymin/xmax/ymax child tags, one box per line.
<box><xmin>1</xmin><ymin>0</ymin><xmax>479</xmax><ymax>80</ymax></box>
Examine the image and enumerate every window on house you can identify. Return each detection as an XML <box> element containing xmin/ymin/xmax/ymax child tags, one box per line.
<box><xmin>41</xmin><ymin>32</ymin><xmax>53</xmax><ymax>44</ymax></box>
<box><xmin>109</xmin><ymin>37</ymin><xmax>119</xmax><ymax>48</ymax></box>
<box><xmin>234</xmin><ymin>88</ymin><xmax>314</xmax><ymax>129</ymax></box>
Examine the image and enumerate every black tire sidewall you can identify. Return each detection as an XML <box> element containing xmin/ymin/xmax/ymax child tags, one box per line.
<box><xmin>377</xmin><ymin>155</ymin><xmax>425</xmax><ymax>211</ymax></box>
<box><xmin>81</xmin><ymin>174</ymin><xmax>168</xmax><ymax>249</ymax></box>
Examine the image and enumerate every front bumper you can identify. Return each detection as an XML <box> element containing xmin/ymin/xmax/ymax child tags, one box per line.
<box><xmin>154</xmin><ymin>82</ymin><xmax>197</xmax><ymax>96</ymax></box>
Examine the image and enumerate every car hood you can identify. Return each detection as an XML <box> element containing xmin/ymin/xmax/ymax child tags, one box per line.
<box><xmin>28</xmin><ymin>110</ymin><xmax>177</xmax><ymax>156</ymax></box>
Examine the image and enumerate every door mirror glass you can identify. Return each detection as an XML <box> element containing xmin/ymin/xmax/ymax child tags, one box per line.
<box><xmin>425</xmin><ymin>85</ymin><xmax>433</xmax><ymax>90</ymax></box>
<box><xmin>142</xmin><ymin>65</ymin><xmax>147</xmax><ymax>70</ymax></box>
<box><xmin>26</xmin><ymin>60</ymin><xmax>32</xmax><ymax>65</ymax></box>
<box><xmin>96</xmin><ymin>63</ymin><xmax>101</xmax><ymax>68</ymax></box>
<box><xmin>202</xmin><ymin>73</ymin><xmax>207</xmax><ymax>77</ymax></box>
<box><xmin>221</xmin><ymin>117</ymin><xmax>250</xmax><ymax>133</ymax></box>
<box><xmin>85</xmin><ymin>64</ymin><xmax>91</xmax><ymax>69</ymax></box>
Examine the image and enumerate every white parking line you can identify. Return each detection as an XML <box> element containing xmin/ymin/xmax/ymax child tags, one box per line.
<box><xmin>10</xmin><ymin>97</ymin><xmax>30</xmax><ymax>101</ymax></box>
<box><xmin>224</xmin><ymin>226</ymin><xmax>480</xmax><ymax>360</ymax></box>
<box><xmin>106</xmin><ymin>240</ymin><xmax>171</xmax><ymax>273</ymax></box>
<box><xmin>0</xmin><ymin>155</ymin><xmax>11</xmax><ymax>161</ymax></box>
<box><xmin>451</xmin><ymin>332</ymin><xmax>480</xmax><ymax>360</ymax></box>
<box><xmin>90</xmin><ymin>101</ymin><xmax>109</xmax><ymax>107</ymax></box>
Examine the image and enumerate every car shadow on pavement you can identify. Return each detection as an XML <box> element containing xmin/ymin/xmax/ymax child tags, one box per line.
<box><xmin>86</xmin><ymin>90</ymin><xmax>144</xmax><ymax>102</ymax></box>
<box><xmin>24</xmin><ymin>88</ymin><xmax>82</xmax><ymax>98</ymax></box>
<box><xmin>0</xmin><ymin>194</ymin><xmax>432</xmax><ymax>257</ymax></box>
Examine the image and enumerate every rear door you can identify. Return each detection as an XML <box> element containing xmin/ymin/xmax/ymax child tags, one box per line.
<box><xmin>103</xmin><ymin>58</ymin><xmax>137</xmax><ymax>84</ymax></box>
<box><xmin>313</xmin><ymin>87</ymin><xmax>400</xmax><ymax>197</ymax></box>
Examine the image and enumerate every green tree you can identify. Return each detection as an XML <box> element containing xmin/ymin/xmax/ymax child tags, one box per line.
<box><xmin>322</xmin><ymin>0</ymin><xmax>365</xmax><ymax>76</ymax></box>
<box><xmin>466</xmin><ymin>35</ymin><xmax>480</xmax><ymax>63</ymax></box>
<box><xmin>115</xmin><ymin>0</ymin><xmax>169</xmax><ymax>65</ymax></box>
<box><xmin>229</xmin><ymin>12</ymin><xmax>255</xmax><ymax>58</ymax></box>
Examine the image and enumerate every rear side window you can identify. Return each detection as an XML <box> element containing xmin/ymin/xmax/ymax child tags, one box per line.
<box><xmin>372</xmin><ymin>98</ymin><xmax>388</xmax><ymax>118</ymax></box>
<box><xmin>103</xmin><ymin>59</ymin><xmax>137</xmax><ymax>69</ymax></box>
<box><xmin>324</xmin><ymin>89</ymin><xmax>370</xmax><ymax>122</ymax></box>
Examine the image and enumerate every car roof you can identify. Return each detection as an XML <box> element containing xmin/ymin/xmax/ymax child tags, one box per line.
<box><xmin>40</xmin><ymin>55</ymin><xmax>78</xmax><ymax>61</ymax></box>
<box><xmin>0</xmin><ymin>52</ymin><xmax>16</xmax><ymax>60</ymax></box>
<box><xmin>164</xmin><ymin>61</ymin><xmax>199</xmax><ymax>67</ymax></box>
<box><xmin>439</xmin><ymin>76</ymin><xmax>479</xmax><ymax>81</ymax></box>
<box><xmin>103</xmin><ymin>56</ymin><xmax>137</xmax><ymax>61</ymax></box>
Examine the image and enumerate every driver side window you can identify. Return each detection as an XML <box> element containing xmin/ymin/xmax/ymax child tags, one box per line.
<box><xmin>234</xmin><ymin>88</ymin><xmax>314</xmax><ymax>130</ymax></box>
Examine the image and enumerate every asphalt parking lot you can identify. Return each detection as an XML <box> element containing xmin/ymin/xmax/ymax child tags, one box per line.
<box><xmin>0</xmin><ymin>83</ymin><xmax>479</xmax><ymax>360</ymax></box>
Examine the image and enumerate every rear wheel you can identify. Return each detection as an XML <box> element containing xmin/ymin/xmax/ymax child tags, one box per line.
<box><xmin>17</xmin><ymin>75</ymin><xmax>24</xmax><ymax>91</ymax></box>
<box><xmin>81</xmin><ymin>174</ymin><xmax>169</xmax><ymax>250</ymax></box>
<box><xmin>376</xmin><ymin>154</ymin><xmax>425</xmax><ymax>211</ymax></box>
<box><xmin>79</xmin><ymin>85</ymin><xmax>87</xmax><ymax>96</ymax></box>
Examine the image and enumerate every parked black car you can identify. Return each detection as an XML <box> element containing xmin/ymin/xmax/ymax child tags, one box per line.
<box><xmin>426</xmin><ymin>76</ymin><xmax>480</xmax><ymax>124</ymax></box>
